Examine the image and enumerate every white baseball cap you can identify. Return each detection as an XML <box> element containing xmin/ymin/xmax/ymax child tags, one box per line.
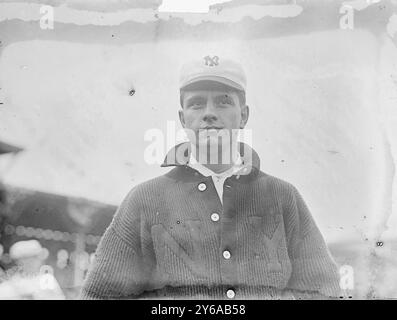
<box><xmin>9</xmin><ymin>240</ymin><xmax>48</xmax><ymax>260</ymax></box>
<box><xmin>179</xmin><ymin>55</ymin><xmax>247</xmax><ymax>92</ymax></box>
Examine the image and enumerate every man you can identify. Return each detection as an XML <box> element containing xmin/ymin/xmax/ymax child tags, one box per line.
<box><xmin>81</xmin><ymin>56</ymin><xmax>341</xmax><ymax>299</ymax></box>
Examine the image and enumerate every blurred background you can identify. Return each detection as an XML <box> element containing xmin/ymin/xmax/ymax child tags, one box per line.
<box><xmin>0</xmin><ymin>0</ymin><xmax>397</xmax><ymax>299</ymax></box>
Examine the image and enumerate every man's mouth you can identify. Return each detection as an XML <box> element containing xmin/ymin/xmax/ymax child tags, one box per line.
<box><xmin>201</xmin><ymin>126</ymin><xmax>223</xmax><ymax>130</ymax></box>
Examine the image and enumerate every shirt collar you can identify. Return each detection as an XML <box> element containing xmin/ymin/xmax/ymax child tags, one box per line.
<box><xmin>161</xmin><ymin>141</ymin><xmax>261</xmax><ymax>176</ymax></box>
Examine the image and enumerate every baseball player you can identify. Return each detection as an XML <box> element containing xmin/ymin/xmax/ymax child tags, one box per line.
<box><xmin>80</xmin><ymin>56</ymin><xmax>341</xmax><ymax>300</ymax></box>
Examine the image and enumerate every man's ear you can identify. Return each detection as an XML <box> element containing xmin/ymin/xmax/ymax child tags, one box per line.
<box><xmin>240</xmin><ymin>105</ymin><xmax>249</xmax><ymax>129</ymax></box>
<box><xmin>178</xmin><ymin>109</ymin><xmax>186</xmax><ymax>128</ymax></box>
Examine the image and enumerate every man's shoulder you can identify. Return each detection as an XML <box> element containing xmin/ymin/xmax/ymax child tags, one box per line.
<box><xmin>111</xmin><ymin>173</ymin><xmax>173</xmax><ymax>225</ymax></box>
<box><xmin>119</xmin><ymin>171</ymin><xmax>175</xmax><ymax>205</ymax></box>
<box><xmin>256</xmin><ymin>171</ymin><xmax>297</xmax><ymax>196</ymax></box>
<box><xmin>256</xmin><ymin>172</ymin><xmax>314</xmax><ymax>228</ymax></box>
<box><xmin>133</xmin><ymin>174</ymin><xmax>171</xmax><ymax>191</ymax></box>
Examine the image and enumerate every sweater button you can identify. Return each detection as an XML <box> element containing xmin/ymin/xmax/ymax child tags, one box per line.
<box><xmin>222</xmin><ymin>250</ymin><xmax>231</xmax><ymax>259</ymax></box>
<box><xmin>210</xmin><ymin>213</ymin><xmax>219</xmax><ymax>222</ymax></box>
<box><xmin>226</xmin><ymin>289</ymin><xmax>235</xmax><ymax>299</ymax></box>
<box><xmin>198</xmin><ymin>183</ymin><xmax>207</xmax><ymax>191</ymax></box>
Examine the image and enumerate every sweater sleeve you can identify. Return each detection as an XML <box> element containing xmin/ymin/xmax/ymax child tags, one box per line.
<box><xmin>284</xmin><ymin>184</ymin><xmax>341</xmax><ymax>299</ymax></box>
<box><xmin>79</xmin><ymin>187</ymin><xmax>155</xmax><ymax>300</ymax></box>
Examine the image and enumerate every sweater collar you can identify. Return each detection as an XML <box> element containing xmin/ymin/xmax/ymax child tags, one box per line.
<box><xmin>161</xmin><ymin>142</ymin><xmax>261</xmax><ymax>175</ymax></box>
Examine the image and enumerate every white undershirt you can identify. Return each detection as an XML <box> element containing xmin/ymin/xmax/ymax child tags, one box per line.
<box><xmin>188</xmin><ymin>145</ymin><xmax>243</xmax><ymax>204</ymax></box>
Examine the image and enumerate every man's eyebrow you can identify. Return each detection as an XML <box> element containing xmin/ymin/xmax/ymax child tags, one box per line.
<box><xmin>214</xmin><ymin>92</ymin><xmax>232</xmax><ymax>97</ymax></box>
<box><xmin>185</xmin><ymin>95</ymin><xmax>205</xmax><ymax>104</ymax></box>
<box><xmin>214</xmin><ymin>93</ymin><xmax>235</xmax><ymax>102</ymax></box>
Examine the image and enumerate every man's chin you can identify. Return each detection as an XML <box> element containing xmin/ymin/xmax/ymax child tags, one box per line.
<box><xmin>197</xmin><ymin>137</ymin><xmax>221</xmax><ymax>148</ymax></box>
<box><xmin>195</xmin><ymin>142</ymin><xmax>233</xmax><ymax>161</ymax></box>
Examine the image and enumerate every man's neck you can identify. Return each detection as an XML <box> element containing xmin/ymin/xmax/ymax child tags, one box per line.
<box><xmin>204</xmin><ymin>163</ymin><xmax>232</xmax><ymax>174</ymax></box>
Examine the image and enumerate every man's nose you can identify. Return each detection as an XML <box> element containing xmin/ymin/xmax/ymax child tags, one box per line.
<box><xmin>202</xmin><ymin>99</ymin><xmax>218</xmax><ymax>122</ymax></box>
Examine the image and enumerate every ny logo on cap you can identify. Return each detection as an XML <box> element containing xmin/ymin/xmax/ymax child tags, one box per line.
<box><xmin>203</xmin><ymin>55</ymin><xmax>219</xmax><ymax>67</ymax></box>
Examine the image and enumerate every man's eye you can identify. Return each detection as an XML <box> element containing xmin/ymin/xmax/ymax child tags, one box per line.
<box><xmin>218</xmin><ymin>97</ymin><xmax>233</xmax><ymax>106</ymax></box>
<box><xmin>188</xmin><ymin>101</ymin><xmax>204</xmax><ymax>108</ymax></box>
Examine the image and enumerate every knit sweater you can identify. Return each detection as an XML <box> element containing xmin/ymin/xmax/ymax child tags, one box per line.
<box><xmin>80</xmin><ymin>143</ymin><xmax>341</xmax><ymax>300</ymax></box>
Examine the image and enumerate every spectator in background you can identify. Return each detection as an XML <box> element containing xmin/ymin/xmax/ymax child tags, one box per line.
<box><xmin>0</xmin><ymin>181</ymin><xmax>7</xmax><ymax>240</ymax></box>
<box><xmin>0</xmin><ymin>240</ymin><xmax>65</xmax><ymax>299</ymax></box>
<box><xmin>0</xmin><ymin>183</ymin><xmax>7</xmax><ymax>276</ymax></box>
<box><xmin>0</xmin><ymin>244</ymin><xmax>5</xmax><ymax>277</ymax></box>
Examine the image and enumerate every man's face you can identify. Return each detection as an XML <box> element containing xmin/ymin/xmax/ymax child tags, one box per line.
<box><xmin>178</xmin><ymin>88</ymin><xmax>249</xmax><ymax>150</ymax></box>
<box><xmin>18</xmin><ymin>256</ymin><xmax>42</xmax><ymax>273</ymax></box>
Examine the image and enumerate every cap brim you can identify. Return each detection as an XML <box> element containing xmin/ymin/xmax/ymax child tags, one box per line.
<box><xmin>180</xmin><ymin>76</ymin><xmax>244</xmax><ymax>91</ymax></box>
